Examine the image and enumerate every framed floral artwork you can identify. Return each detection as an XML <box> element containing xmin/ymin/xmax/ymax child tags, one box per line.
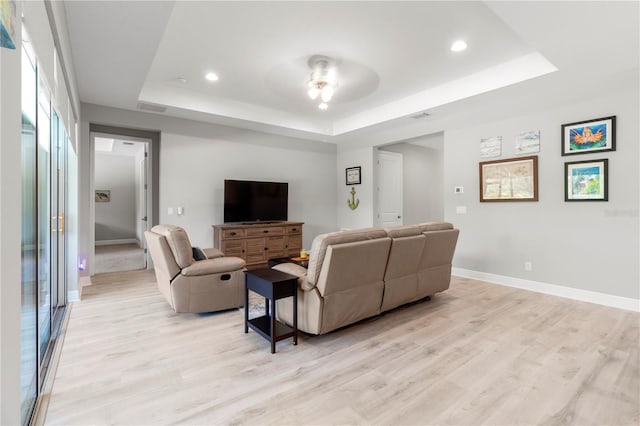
<box><xmin>561</xmin><ymin>116</ymin><xmax>616</xmax><ymax>156</ymax></box>
<box><xmin>565</xmin><ymin>159</ymin><xmax>608</xmax><ymax>201</ymax></box>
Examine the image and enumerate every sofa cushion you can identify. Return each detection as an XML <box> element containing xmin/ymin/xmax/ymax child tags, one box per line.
<box><xmin>151</xmin><ymin>224</ymin><xmax>194</xmax><ymax>268</ymax></box>
<box><xmin>416</xmin><ymin>222</ymin><xmax>454</xmax><ymax>233</ymax></box>
<box><xmin>384</xmin><ymin>224</ymin><xmax>423</xmax><ymax>238</ymax></box>
<box><xmin>181</xmin><ymin>256</ymin><xmax>246</xmax><ymax>276</ymax></box>
<box><xmin>307</xmin><ymin>227</ymin><xmax>387</xmax><ymax>285</ymax></box>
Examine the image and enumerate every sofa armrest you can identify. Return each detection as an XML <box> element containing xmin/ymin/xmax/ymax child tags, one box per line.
<box><xmin>202</xmin><ymin>247</ymin><xmax>224</xmax><ymax>259</ymax></box>
<box><xmin>181</xmin><ymin>257</ymin><xmax>245</xmax><ymax>276</ymax></box>
<box><xmin>272</xmin><ymin>263</ymin><xmax>315</xmax><ymax>291</ymax></box>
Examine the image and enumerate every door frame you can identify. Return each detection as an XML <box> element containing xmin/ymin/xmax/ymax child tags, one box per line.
<box><xmin>88</xmin><ymin>124</ymin><xmax>160</xmax><ymax>275</ymax></box>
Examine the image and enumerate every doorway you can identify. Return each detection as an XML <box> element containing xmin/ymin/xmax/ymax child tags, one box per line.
<box><xmin>88</xmin><ymin>123</ymin><xmax>160</xmax><ymax>275</ymax></box>
<box><xmin>92</xmin><ymin>134</ymin><xmax>149</xmax><ymax>274</ymax></box>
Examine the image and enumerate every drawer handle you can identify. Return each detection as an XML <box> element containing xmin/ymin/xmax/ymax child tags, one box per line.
<box><xmin>292</xmin><ymin>228</ymin><xmax>297</xmax><ymax>232</ymax></box>
<box><xmin>230</xmin><ymin>232</ymin><xmax>236</xmax><ymax>236</ymax></box>
<box><xmin>263</xmin><ymin>230</ymin><xmax>269</xmax><ymax>233</ymax></box>
<box><xmin>264</xmin><ymin>247</ymin><xmax>268</xmax><ymax>251</ymax></box>
<box><xmin>221</xmin><ymin>274</ymin><xmax>231</xmax><ymax>281</ymax></box>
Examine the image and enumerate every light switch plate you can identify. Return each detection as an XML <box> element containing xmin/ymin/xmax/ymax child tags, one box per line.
<box><xmin>454</xmin><ymin>186</ymin><xmax>464</xmax><ymax>194</ymax></box>
<box><xmin>168</xmin><ymin>207</ymin><xmax>174</xmax><ymax>215</ymax></box>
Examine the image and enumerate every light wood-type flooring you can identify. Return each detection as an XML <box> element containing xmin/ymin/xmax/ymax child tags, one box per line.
<box><xmin>43</xmin><ymin>270</ymin><xmax>639</xmax><ymax>425</ymax></box>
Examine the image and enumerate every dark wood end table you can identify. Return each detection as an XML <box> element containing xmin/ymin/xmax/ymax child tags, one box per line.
<box><xmin>244</xmin><ymin>268</ymin><xmax>298</xmax><ymax>353</ymax></box>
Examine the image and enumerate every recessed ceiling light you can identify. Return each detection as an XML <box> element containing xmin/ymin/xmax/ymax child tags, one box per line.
<box><xmin>318</xmin><ymin>103</ymin><xmax>328</xmax><ymax>111</ymax></box>
<box><xmin>176</xmin><ymin>77</ymin><xmax>187</xmax><ymax>84</ymax></box>
<box><xmin>450</xmin><ymin>40</ymin><xmax>468</xmax><ymax>52</ymax></box>
<box><xmin>205</xmin><ymin>72</ymin><xmax>219</xmax><ymax>81</ymax></box>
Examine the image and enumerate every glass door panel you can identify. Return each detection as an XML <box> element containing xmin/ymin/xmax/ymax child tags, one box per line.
<box><xmin>38</xmin><ymin>88</ymin><xmax>52</xmax><ymax>361</ymax></box>
<box><xmin>53</xmin><ymin>113</ymin><xmax>67</xmax><ymax>317</ymax></box>
<box><xmin>20</xmin><ymin>45</ymin><xmax>38</xmax><ymax>424</ymax></box>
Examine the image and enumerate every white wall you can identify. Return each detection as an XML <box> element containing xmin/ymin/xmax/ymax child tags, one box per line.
<box><xmin>380</xmin><ymin>137</ymin><xmax>444</xmax><ymax>224</ymax></box>
<box><xmin>0</xmin><ymin>3</ymin><xmax>23</xmax><ymax>422</ymax></box>
<box><xmin>80</xmin><ymin>104</ymin><xmax>338</xmax><ymax>258</ymax></box>
<box><xmin>160</xmin><ymin>133</ymin><xmax>337</xmax><ymax>248</ymax></box>
<box><xmin>443</xmin><ymin>89</ymin><xmax>639</xmax><ymax>300</ymax></box>
<box><xmin>94</xmin><ymin>153</ymin><xmax>137</xmax><ymax>241</ymax></box>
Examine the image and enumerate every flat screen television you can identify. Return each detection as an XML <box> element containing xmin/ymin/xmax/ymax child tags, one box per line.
<box><xmin>224</xmin><ymin>179</ymin><xmax>288</xmax><ymax>223</ymax></box>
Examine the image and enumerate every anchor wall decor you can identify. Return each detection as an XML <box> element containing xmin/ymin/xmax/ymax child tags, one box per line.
<box><xmin>347</xmin><ymin>187</ymin><xmax>359</xmax><ymax>210</ymax></box>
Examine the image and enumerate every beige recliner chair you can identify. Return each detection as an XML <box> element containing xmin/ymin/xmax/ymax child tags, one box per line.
<box><xmin>145</xmin><ymin>225</ymin><xmax>246</xmax><ymax>313</ymax></box>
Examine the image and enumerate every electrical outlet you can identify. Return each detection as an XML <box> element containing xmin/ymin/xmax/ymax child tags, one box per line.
<box><xmin>456</xmin><ymin>206</ymin><xmax>467</xmax><ymax>214</ymax></box>
<box><xmin>524</xmin><ymin>261</ymin><xmax>532</xmax><ymax>271</ymax></box>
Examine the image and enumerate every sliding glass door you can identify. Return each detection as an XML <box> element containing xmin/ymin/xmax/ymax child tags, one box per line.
<box><xmin>20</xmin><ymin>43</ymin><xmax>39</xmax><ymax>424</ymax></box>
<box><xmin>20</xmin><ymin>31</ymin><xmax>70</xmax><ymax>425</ymax></box>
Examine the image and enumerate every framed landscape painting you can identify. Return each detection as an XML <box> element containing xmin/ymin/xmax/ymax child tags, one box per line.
<box><xmin>479</xmin><ymin>155</ymin><xmax>538</xmax><ymax>202</ymax></box>
<box><xmin>565</xmin><ymin>159</ymin><xmax>608</xmax><ymax>201</ymax></box>
<box><xmin>561</xmin><ymin>116</ymin><xmax>616</xmax><ymax>156</ymax></box>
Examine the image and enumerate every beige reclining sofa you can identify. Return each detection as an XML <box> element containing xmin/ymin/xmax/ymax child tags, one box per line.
<box><xmin>145</xmin><ymin>225</ymin><xmax>246</xmax><ymax>313</ymax></box>
<box><xmin>273</xmin><ymin>222</ymin><xmax>459</xmax><ymax>334</ymax></box>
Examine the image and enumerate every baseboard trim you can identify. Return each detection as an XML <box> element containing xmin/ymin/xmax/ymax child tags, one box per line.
<box><xmin>67</xmin><ymin>290</ymin><xmax>80</xmax><ymax>302</ymax></box>
<box><xmin>452</xmin><ymin>268</ymin><xmax>640</xmax><ymax>312</ymax></box>
<box><xmin>95</xmin><ymin>238</ymin><xmax>138</xmax><ymax>246</ymax></box>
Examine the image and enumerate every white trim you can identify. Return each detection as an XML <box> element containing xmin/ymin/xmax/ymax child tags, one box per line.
<box><xmin>95</xmin><ymin>238</ymin><xmax>138</xmax><ymax>246</ymax></box>
<box><xmin>452</xmin><ymin>268</ymin><xmax>640</xmax><ymax>313</ymax></box>
<box><xmin>67</xmin><ymin>290</ymin><xmax>80</xmax><ymax>302</ymax></box>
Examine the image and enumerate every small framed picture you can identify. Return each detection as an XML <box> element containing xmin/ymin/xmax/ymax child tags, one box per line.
<box><xmin>95</xmin><ymin>190</ymin><xmax>111</xmax><ymax>202</ymax></box>
<box><xmin>565</xmin><ymin>159</ymin><xmax>608</xmax><ymax>202</ymax></box>
<box><xmin>346</xmin><ymin>166</ymin><xmax>361</xmax><ymax>185</ymax></box>
<box><xmin>561</xmin><ymin>116</ymin><xmax>616</xmax><ymax>156</ymax></box>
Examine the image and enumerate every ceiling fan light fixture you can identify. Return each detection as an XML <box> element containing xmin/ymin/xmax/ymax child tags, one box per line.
<box><xmin>307</xmin><ymin>55</ymin><xmax>338</xmax><ymax>109</ymax></box>
<box><xmin>321</xmin><ymin>85</ymin><xmax>334</xmax><ymax>102</ymax></box>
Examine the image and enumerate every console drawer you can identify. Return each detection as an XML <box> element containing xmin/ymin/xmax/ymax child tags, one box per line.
<box><xmin>222</xmin><ymin>228</ymin><xmax>245</xmax><ymax>239</ymax></box>
<box><xmin>286</xmin><ymin>225</ymin><xmax>302</xmax><ymax>234</ymax></box>
<box><xmin>246</xmin><ymin>227</ymin><xmax>285</xmax><ymax>237</ymax></box>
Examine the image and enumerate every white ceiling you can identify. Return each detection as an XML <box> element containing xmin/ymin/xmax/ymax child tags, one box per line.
<box><xmin>63</xmin><ymin>1</ymin><xmax>639</xmax><ymax>144</ymax></box>
<box><xmin>94</xmin><ymin>137</ymin><xmax>145</xmax><ymax>158</ymax></box>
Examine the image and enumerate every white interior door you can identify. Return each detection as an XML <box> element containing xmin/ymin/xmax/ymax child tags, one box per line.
<box><xmin>377</xmin><ymin>151</ymin><xmax>403</xmax><ymax>227</ymax></box>
<box><xmin>137</xmin><ymin>148</ymin><xmax>149</xmax><ymax>265</ymax></box>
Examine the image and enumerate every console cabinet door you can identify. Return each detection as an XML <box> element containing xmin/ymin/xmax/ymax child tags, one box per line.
<box><xmin>245</xmin><ymin>237</ymin><xmax>267</xmax><ymax>264</ymax></box>
<box><xmin>266</xmin><ymin>236</ymin><xmax>286</xmax><ymax>258</ymax></box>
<box><xmin>285</xmin><ymin>234</ymin><xmax>302</xmax><ymax>256</ymax></box>
<box><xmin>222</xmin><ymin>239</ymin><xmax>246</xmax><ymax>259</ymax></box>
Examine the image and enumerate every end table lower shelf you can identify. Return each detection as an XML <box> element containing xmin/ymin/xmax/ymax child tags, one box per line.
<box><xmin>246</xmin><ymin>315</ymin><xmax>295</xmax><ymax>343</ymax></box>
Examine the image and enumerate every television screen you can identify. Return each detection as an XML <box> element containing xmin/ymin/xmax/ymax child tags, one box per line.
<box><xmin>224</xmin><ymin>180</ymin><xmax>288</xmax><ymax>223</ymax></box>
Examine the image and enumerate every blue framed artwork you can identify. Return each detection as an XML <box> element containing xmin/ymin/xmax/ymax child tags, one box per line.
<box><xmin>0</xmin><ymin>0</ymin><xmax>16</xmax><ymax>50</ymax></box>
<box><xmin>564</xmin><ymin>158</ymin><xmax>608</xmax><ymax>202</ymax></box>
<box><xmin>561</xmin><ymin>116</ymin><xmax>616</xmax><ymax>156</ymax></box>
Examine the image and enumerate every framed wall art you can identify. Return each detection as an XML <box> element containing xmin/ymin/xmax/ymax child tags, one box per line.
<box><xmin>95</xmin><ymin>190</ymin><xmax>111</xmax><ymax>202</ymax></box>
<box><xmin>561</xmin><ymin>116</ymin><xmax>616</xmax><ymax>156</ymax></box>
<box><xmin>479</xmin><ymin>155</ymin><xmax>538</xmax><ymax>202</ymax></box>
<box><xmin>515</xmin><ymin>130</ymin><xmax>540</xmax><ymax>155</ymax></box>
<box><xmin>564</xmin><ymin>158</ymin><xmax>608</xmax><ymax>201</ymax></box>
<box><xmin>345</xmin><ymin>166</ymin><xmax>361</xmax><ymax>185</ymax></box>
<box><xmin>479</xmin><ymin>136</ymin><xmax>502</xmax><ymax>158</ymax></box>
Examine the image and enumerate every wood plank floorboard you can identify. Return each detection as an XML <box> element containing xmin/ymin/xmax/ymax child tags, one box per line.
<box><xmin>43</xmin><ymin>271</ymin><xmax>639</xmax><ymax>425</ymax></box>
